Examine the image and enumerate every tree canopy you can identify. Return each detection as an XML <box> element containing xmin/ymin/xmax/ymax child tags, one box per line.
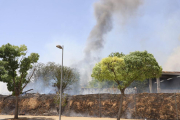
<box><xmin>0</xmin><ymin>43</ymin><xmax>39</xmax><ymax>95</ymax></box>
<box><xmin>34</xmin><ymin>62</ymin><xmax>80</xmax><ymax>93</ymax></box>
<box><xmin>92</xmin><ymin>51</ymin><xmax>162</xmax><ymax>92</ymax></box>
<box><xmin>108</xmin><ymin>52</ymin><xmax>125</xmax><ymax>58</ymax></box>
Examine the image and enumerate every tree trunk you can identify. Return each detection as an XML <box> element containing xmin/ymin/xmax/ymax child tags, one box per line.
<box><xmin>14</xmin><ymin>95</ymin><xmax>19</xmax><ymax>119</ymax></box>
<box><xmin>117</xmin><ymin>89</ymin><xmax>125</xmax><ymax>120</ymax></box>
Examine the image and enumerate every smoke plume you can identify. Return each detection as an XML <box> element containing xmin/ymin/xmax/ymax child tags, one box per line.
<box><xmin>163</xmin><ymin>46</ymin><xmax>180</xmax><ymax>71</ymax></box>
<box><xmin>78</xmin><ymin>0</ymin><xmax>143</xmax><ymax>86</ymax></box>
<box><xmin>84</xmin><ymin>0</ymin><xmax>142</xmax><ymax>58</ymax></box>
<box><xmin>23</xmin><ymin>78</ymin><xmax>56</xmax><ymax>94</ymax></box>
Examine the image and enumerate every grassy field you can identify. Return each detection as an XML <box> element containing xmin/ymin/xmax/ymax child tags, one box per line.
<box><xmin>0</xmin><ymin>115</ymin><xmax>144</xmax><ymax>120</ymax></box>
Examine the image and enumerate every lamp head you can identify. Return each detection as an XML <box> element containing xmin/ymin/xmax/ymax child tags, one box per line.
<box><xmin>56</xmin><ymin>45</ymin><xmax>63</xmax><ymax>49</ymax></box>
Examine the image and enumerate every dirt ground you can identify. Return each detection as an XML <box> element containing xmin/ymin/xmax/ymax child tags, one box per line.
<box><xmin>0</xmin><ymin>115</ymin><xmax>143</xmax><ymax>120</ymax></box>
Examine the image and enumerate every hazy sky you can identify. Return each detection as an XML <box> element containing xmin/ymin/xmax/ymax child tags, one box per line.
<box><xmin>0</xmin><ymin>0</ymin><xmax>180</xmax><ymax>94</ymax></box>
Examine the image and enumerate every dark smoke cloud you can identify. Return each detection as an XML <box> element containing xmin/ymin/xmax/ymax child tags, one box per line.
<box><xmin>73</xmin><ymin>0</ymin><xmax>143</xmax><ymax>87</ymax></box>
<box><xmin>84</xmin><ymin>0</ymin><xmax>142</xmax><ymax>58</ymax></box>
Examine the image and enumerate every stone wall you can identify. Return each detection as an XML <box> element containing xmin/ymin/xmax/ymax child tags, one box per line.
<box><xmin>0</xmin><ymin>93</ymin><xmax>180</xmax><ymax>119</ymax></box>
<box><xmin>0</xmin><ymin>93</ymin><xmax>58</xmax><ymax>116</ymax></box>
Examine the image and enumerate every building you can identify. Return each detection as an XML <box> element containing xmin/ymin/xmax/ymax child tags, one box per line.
<box><xmin>149</xmin><ymin>71</ymin><xmax>180</xmax><ymax>93</ymax></box>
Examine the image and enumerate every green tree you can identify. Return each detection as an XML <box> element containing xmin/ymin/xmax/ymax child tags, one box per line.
<box><xmin>34</xmin><ymin>62</ymin><xmax>80</xmax><ymax>94</ymax></box>
<box><xmin>91</xmin><ymin>51</ymin><xmax>162</xmax><ymax>120</ymax></box>
<box><xmin>0</xmin><ymin>43</ymin><xmax>39</xmax><ymax>119</ymax></box>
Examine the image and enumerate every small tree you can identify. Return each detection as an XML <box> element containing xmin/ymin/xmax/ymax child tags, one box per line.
<box><xmin>34</xmin><ymin>62</ymin><xmax>80</xmax><ymax>93</ymax></box>
<box><xmin>91</xmin><ymin>51</ymin><xmax>162</xmax><ymax>120</ymax></box>
<box><xmin>0</xmin><ymin>43</ymin><xmax>39</xmax><ymax>119</ymax></box>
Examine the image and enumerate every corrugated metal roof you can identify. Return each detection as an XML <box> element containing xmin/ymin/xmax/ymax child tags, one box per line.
<box><xmin>162</xmin><ymin>71</ymin><xmax>180</xmax><ymax>75</ymax></box>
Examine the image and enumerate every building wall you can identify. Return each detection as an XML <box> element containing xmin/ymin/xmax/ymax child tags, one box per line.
<box><xmin>151</xmin><ymin>77</ymin><xmax>180</xmax><ymax>93</ymax></box>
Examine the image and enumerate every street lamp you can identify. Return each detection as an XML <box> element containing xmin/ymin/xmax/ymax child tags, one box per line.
<box><xmin>56</xmin><ymin>45</ymin><xmax>64</xmax><ymax>120</ymax></box>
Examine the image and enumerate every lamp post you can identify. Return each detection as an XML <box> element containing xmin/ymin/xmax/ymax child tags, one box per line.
<box><xmin>56</xmin><ymin>45</ymin><xmax>64</xmax><ymax>120</ymax></box>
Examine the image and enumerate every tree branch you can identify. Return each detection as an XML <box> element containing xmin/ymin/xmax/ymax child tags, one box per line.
<box><xmin>124</xmin><ymin>80</ymin><xmax>134</xmax><ymax>89</ymax></box>
<box><xmin>19</xmin><ymin>51</ymin><xmax>27</xmax><ymax>64</ymax></box>
<box><xmin>111</xmin><ymin>67</ymin><xmax>120</xmax><ymax>85</ymax></box>
<box><xmin>19</xmin><ymin>72</ymin><xmax>24</xmax><ymax>92</ymax></box>
<box><xmin>123</xmin><ymin>71</ymin><xmax>142</xmax><ymax>89</ymax></box>
<box><xmin>22</xmin><ymin>68</ymin><xmax>36</xmax><ymax>91</ymax></box>
<box><xmin>12</xmin><ymin>68</ymin><xmax>17</xmax><ymax>94</ymax></box>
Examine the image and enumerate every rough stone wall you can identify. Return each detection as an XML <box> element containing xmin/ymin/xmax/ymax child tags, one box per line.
<box><xmin>0</xmin><ymin>93</ymin><xmax>58</xmax><ymax>116</ymax></box>
<box><xmin>0</xmin><ymin>93</ymin><xmax>180</xmax><ymax>120</ymax></box>
<box><xmin>63</xmin><ymin>94</ymin><xmax>135</xmax><ymax>118</ymax></box>
<box><xmin>63</xmin><ymin>93</ymin><xmax>180</xmax><ymax>119</ymax></box>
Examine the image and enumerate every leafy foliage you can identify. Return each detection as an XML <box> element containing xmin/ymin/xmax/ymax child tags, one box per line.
<box><xmin>108</xmin><ymin>52</ymin><xmax>125</xmax><ymax>58</ymax></box>
<box><xmin>91</xmin><ymin>51</ymin><xmax>162</xmax><ymax>92</ymax></box>
<box><xmin>0</xmin><ymin>43</ymin><xmax>39</xmax><ymax>95</ymax></box>
<box><xmin>34</xmin><ymin>62</ymin><xmax>80</xmax><ymax>93</ymax></box>
<box><xmin>91</xmin><ymin>51</ymin><xmax>162</xmax><ymax>120</ymax></box>
<box><xmin>0</xmin><ymin>43</ymin><xmax>39</xmax><ymax>119</ymax></box>
<box><xmin>0</xmin><ymin>61</ymin><xmax>8</xmax><ymax>81</ymax></box>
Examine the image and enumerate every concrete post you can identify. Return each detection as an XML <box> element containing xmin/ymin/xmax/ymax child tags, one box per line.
<box><xmin>149</xmin><ymin>79</ymin><xmax>152</xmax><ymax>93</ymax></box>
<box><xmin>156</xmin><ymin>78</ymin><xmax>161</xmax><ymax>93</ymax></box>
